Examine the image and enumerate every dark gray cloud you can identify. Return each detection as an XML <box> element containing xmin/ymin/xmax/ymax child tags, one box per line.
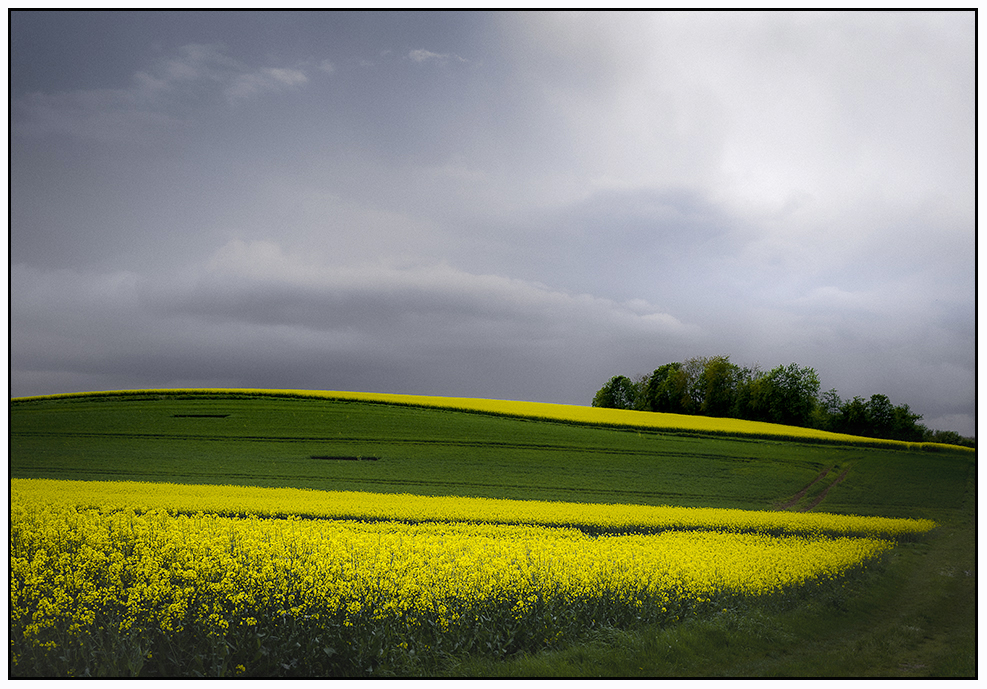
<box><xmin>11</xmin><ymin>245</ymin><xmax>696</xmax><ymax>403</ymax></box>
<box><xmin>9</xmin><ymin>11</ymin><xmax>976</xmax><ymax>436</ymax></box>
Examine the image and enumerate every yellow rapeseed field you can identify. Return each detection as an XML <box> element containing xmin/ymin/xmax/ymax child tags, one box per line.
<box><xmin>12</xmin><ymin>479</ymin><xmax>937</xmax><ymax>539</ymax></box>
<box><xmin>10</xmin><ymin>478</ymin><xmax>927</xmax><ymax>676</ymax></box>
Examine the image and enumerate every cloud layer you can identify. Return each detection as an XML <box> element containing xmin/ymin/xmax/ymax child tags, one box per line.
<box><xmin>12</xmin><ymin>240</ymin><xmax>697</xmax><ymax>403</ymax></box>
<box><xmin>10</xmin><ymin>11</ymin><xmax>976</xmax><ymax>436</ymax></box>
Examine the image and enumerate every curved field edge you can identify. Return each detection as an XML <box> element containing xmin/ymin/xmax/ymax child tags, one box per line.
<box><xmin>442</xmin><ymin>469</ymin><xmax>977</xmax><ymax>678</ymax></box>
<box><xmin>10</xmin><ymin>388</ymin><xmax>973</xmax><ymax>453</ymax></box>
<box><xmin>11</xmin><ymin>478</ymin><xmax>937</xmax><ymax>540</ymax></box>
<box><xmin>9</xmin><ymin>495</ymin><xmax>905</xmax><ymax>678</ymax></box>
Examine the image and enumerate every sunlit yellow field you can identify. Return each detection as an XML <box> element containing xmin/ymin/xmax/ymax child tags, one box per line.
<box><xmin>14</xmin><ymin>478</ymin><xmax>937</xmax><ymax>539</ymax></box>
<box><xmin>10</xmin><ymin>478</ymin><xmax>932</xmax><ymax>676</ymax></box>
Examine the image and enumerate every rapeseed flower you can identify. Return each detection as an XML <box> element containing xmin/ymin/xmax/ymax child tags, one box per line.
<box><xmin>9</xmin><ymin>478</ymin><xmax>922</xmax><ymax>677</ymax></box>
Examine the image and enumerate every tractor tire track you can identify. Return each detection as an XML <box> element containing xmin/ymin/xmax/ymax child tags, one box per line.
<box><xmin>775</xmin><ymin>467</ymin><xmax>831</xmax><ymax>510</ymax></box>
<box><xmin>801</xmin><ymin>467</ymin><xmax>850</xmax><ymax>511</ymax></box>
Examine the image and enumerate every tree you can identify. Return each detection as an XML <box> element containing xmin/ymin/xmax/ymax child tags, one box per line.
<box><xmin>730</xmin><ymin>365</ymin><xmax>765</xmax><ymax>420</ymax></box>
<box><xmin>826</xmin><ymin>393</ymin><xmax>925</xmax><ymax>441</ymax></box>
<box><xmin>866</xmin><ymin>394</ymin><xmax>895</xmax><ymax>438</ymax></box>
<box><xmin>681</xmin><ymin>357</ymin><xmax>709</xmax><ymax>413</ymax></box>
<box><xmin>836</xmin><ymin>396</ymin><xmax>869</xmax><ymax>436</ymax></box>
<box><xmin>811</xmin><ymin>388</ymin><xmax>843</xmax><ymax>431</ymax></box>
<box><xmin>639</xmin><ymin>363</ymin><xmax>690</xmax><ymax>414</ymax></box>
<box><xmin>592</xmin><ymin>355</ymin><xmax>950</xmax><ymax>440</ymax></box>
<box><xmin>890</xmin><ymin>403</ymin><xmax>924</xmax><ymax>442</ymax></box>
<box><xmin>591</xmin><ymin>375</ymin><xmax>637</xmax><ymax>410</ymax></box>
<box><xmin>698</xmin><ymin>355</ymin><xmax>740</xmax><ymax>417</ymax></box>
<box><xmin>630</xmin><ymin>373</ymin><xmax>652</xmax><ymax>411</ymax></box>
<box><xmin>762</xmin><ymin>363</ymin><xmax>820</xmax><ymax>427</ymax></box>
<box><xmin>923</xmin><ymin>428</ymin><xmax>975</xmax><ymax>448</ymax></box>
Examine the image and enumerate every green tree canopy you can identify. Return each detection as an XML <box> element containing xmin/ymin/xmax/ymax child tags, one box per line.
<box><xmin>639</xmin><ymin>363</ymin><xmax>689</xmax><ymax>414</ymax></box>
<box><xmin>698</xmin><ymin>355</ymin><xmax>740</xmax><ymax>417</ymax></box>
<box><xmin>591</xmin><ymin>375</ymin><xmax>638</xmax><ymax>410</ymax></box>
<box><xmin>591</xmin><ymin>355</ymin><xmax>970</xmax><ymax>446</ymax></box>
<box><xmin>763</xmin><ymin>363</ymin><xmax>820</xmax><ymax>427</ymax></box>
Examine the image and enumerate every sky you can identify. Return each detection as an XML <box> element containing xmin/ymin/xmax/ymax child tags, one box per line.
<box><xmin>9</xmin><ymin>10</ymin><xmax>977</xmax><ymax>436</ymax></box>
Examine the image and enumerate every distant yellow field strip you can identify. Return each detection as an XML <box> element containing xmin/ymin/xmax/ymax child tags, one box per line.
<box><xmin>12</xmin><ymin>479</ymin><xmax>936</xmax><ymax>539</ymax></box>
<box><xmin>15</xmin><ymin>387</ymin><xmax>970</xmax><ymax>451</ymax></box>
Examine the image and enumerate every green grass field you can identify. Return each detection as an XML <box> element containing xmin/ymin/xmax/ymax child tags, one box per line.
<box><xmin>9</xmin><ymin>390</ymin><xmax>977</xmax><ymax>677</ymax></box>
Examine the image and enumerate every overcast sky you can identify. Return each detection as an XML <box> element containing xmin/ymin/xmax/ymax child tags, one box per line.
<box><xmin>10</xmin><ymin>10</ymin><xmax>976</xmax><ymax>436</ymax></box>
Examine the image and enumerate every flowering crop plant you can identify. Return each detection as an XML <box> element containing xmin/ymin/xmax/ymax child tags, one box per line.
<box><xmin>10</xmin><ymin>479</ymin><xmax>932</xmax><ymax>677</ymax></box>
<box><xmin>15</xmin><ymin>479</ymin><xmax>937</xmax><ymax>539</ymax></box>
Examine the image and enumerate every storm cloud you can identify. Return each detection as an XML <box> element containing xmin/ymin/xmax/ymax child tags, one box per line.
<box><xmin>10</xmin><ymin>11</ymin><xmax>976</xmax><ymax>436</ymax></box>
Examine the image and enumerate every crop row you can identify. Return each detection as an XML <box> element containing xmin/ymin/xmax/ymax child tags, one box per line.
<box><xmin>11</xmin><ymin>495</ymin><xmax>893</xmax><ymax>677</ymax></box>
<box><xmin>13</xmin><ymin>479</ymin><xmax>937</xmax><ymax>539</ymax></box>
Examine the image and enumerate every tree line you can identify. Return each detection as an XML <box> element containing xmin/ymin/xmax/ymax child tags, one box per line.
<box><xmin>592</xmin><ymin>355</ymin><xmax>974</xmax><ymax>448</ymax></box>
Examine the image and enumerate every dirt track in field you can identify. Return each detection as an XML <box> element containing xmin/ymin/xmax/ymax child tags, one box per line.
<box><xmin>775</xmin><ymin>467</ymin><xmax>831</xmax><ymax>510</ymax></box>
<box><xmin>801</xmin><ymin>467</ymin><xmax>849</xmax><ymax>511</ymax></box>
<box><xmin>775</xmin><ymin>466</ymin><xmax>849</xmax><ymax>512</ymax></box>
